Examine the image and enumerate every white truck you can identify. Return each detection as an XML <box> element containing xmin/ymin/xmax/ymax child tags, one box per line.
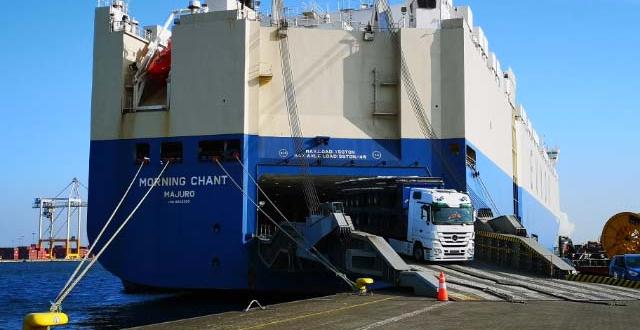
<box><xmin>339</xmin><ymin>177</ymin><xmax>475</xmax><ymax>262</ymax></box>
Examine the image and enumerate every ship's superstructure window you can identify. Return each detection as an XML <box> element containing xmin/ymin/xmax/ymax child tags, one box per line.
<box><xmin>466</xmin><ymin>146</ymin><xmax>477</xmax><ymax>168</ymax></box>
<box><xmin>198</xmin><ymin>139</ymin><xmax>242</xmax><ymax>161</ymax></box>
<box><xmin>135</xmin><ymin>143</ymin><xmax>150</xmax><ymax>163</ymax></box>
<box><xmin>161</xmin><ymin>142</ymin><xmax>183</xmax><ymax>163</ymax></box>
<box><xmin>417</xmin><ymin>0</ymin><xmax>437</xmax><ymax>9</ymax></box>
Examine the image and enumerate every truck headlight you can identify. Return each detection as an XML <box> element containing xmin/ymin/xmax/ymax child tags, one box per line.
<box><xmin>467</xmin><ymin>248</ymin><xmax>474</xmax><ymax>254</ymax></box>
<box><xmin>434</xmin><ymin>248</ymin><xmax>442</xmax><ymax>255</ymax></box>
<box><xmin>629</xmin><ymin>270</ymin><xmax>639</xmax><ymax>277</ymax></box>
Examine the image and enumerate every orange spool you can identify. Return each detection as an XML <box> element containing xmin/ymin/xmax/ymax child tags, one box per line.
<box><xmin>600</xmin><ymin>212</ymin><xmax>640</xmax><ymax>257</ymax></box>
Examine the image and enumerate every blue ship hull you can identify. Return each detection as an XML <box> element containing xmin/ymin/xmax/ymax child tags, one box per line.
<box><xmin>87</xmin><ymin>134</ymin><xmax>559</xmax><ymax>291</ymax></box>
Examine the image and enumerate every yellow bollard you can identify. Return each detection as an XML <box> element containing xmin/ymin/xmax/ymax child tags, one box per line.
<box><xmin>23</xmin><ymin>312</ymin><xmax>69</xmax><ymax>330</ymax></box>
<box><xmin>355</xmin><ymin>278</ymin><xmax>374</xmax><ymax>295</ymax></box>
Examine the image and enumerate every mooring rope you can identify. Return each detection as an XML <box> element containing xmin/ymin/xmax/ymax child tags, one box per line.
<box><xmin>53</xmin><ymin>160</ymin><xmax>147</xmax><ymax>304</ymax></box>
<box><xmin>50</xmin><ymin>160</ymin><xmax>170</xmax><ymax>312</ymax></box>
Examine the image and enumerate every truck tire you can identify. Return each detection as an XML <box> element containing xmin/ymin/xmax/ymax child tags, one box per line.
<box><xmin>413</xmin><ymin>243</ymin><xmax>424</xmax><ymax>262</ymax></box>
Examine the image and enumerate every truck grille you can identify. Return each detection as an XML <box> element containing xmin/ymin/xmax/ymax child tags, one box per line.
<box><xmin>439</xmin><ymin>232</ymin><xmax>471</xmax><ymax>247</ymax></box>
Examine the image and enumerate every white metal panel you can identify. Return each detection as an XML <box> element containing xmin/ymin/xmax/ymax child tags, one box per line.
<box><xmin>462</xmin><ymin>28</ymin><xmax>513</xmax><ymax>176</ymax></box>
<box><xmin>456</xmin><ymin>5</ymin><xmax>473</xmax><ymax>31</ymax></box>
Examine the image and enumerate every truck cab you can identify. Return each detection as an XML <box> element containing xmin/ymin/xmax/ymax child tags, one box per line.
<box><xmin>391</xmin><ymin>188</ymin><xmax>475</xmax><ymax>261</ymax></box>
<box><xmin>609</xmin><ymin>254</ymin><xmax>640</xmax><ymax>281</ymax></box>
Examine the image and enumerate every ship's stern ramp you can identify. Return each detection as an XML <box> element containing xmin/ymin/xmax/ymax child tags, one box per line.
<box><xmin>254</xmin><ymin>218</ymin><xmax>439</xmax><ymax>295</ymax></box>
<box><xmin>255</xmin><ymin>175</ymin><xmax>438</xmax><ymax>295</ymax></box>
<box><xmin>348</xmin><ymin>231</ymin><xmax>439</xmax><ymax>296</ymax></box>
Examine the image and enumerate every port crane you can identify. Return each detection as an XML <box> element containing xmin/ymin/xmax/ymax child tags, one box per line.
<box><xmin>32</xmin><ymin>178</ymin><xmax>88</xmax><ymax>260</ymax></box>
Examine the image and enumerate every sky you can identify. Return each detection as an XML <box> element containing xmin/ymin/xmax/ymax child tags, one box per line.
<box><xmin>0</xmin><ymin>0</ymin><xmax>638</xmax><ymax>246</ymax></box>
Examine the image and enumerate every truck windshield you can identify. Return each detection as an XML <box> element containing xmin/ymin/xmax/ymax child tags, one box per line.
<box><xmin>626</xmin><ymin>256</ymin><xmax>640</xmax><ymax>268</ymax></box>
<box><xmin>432</xmin><ymin>206</ymin><xmax>473</xmax><ymax>225</ymax></box>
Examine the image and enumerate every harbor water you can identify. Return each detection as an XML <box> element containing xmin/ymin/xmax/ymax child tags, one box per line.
<box><xmin>0</xmin><ymin>261</ymin><xmax>246</xmax><ymax>329</ymax></box>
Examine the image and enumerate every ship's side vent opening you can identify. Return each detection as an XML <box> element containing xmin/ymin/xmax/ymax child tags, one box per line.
<box><xmin>199</xmin><ymin>141</ymin><xmax>225</xmax><ymax>161</ymax></box>
<box><xmin>226</xmin><ymin>140</ymin><xmax>241</xmax><ymax>159</ymax></box>
<box><xmin>161</xmin><ymin>142</ymin><xmax>183</xmax><ymax>163</ymax></box>
<box><xmin>198</xmin><ymin>139</ymin><xmax>242</xmax><ymax>161</ymax></box>
<box><xmin>417</xmin><ymin>0</ymin><xmax>437</xmax><ymax>9</ymax></box>
<box><xmin>135</xmin><ymin>143</ymin><xmax>150</xmax><ymax>164</ymax></box>
<box><xmin>466</xmin><ymin>146</ymin><xmax>477</xmax><ymax>168</ymax></box>
<box><xmin>449</xmin><ymin>143</ymin><xmax>460</xmax><ymax>155</ymax></box>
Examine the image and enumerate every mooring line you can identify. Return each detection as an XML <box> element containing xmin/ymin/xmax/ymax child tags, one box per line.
<box><xmin>54</xmin><ymin>160</ymin><xmax>148</xmax><ymax>303</ymax></box>
<box><xmin>51</xmin><ymin>160</ymin><xmax>169</xmax><ymax>312</ymax></box>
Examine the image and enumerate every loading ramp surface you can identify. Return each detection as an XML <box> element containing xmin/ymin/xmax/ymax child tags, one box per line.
<box><xmin>408</xmin><ymin>261</ymin><xmax>640</xmax><ymax>302</ymax></box>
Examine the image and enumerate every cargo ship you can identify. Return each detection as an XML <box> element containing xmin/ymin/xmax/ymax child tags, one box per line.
<box><xmin>88</xmin><ymin>0</ymin><xmax>563</xmax><ymax>292</ymax></box>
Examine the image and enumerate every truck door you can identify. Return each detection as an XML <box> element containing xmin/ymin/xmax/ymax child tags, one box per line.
<box><xmin>409</xmin><ymin>191</ymin><xmax>429</xmax><ymax>241</ymax></box>
<box><xmin>416</xmin><ymin>204</ymin><xmax>431</xmax><ymax>241</ymax></box>
<box><xmin>613</xmin><ymin>256</ymin><xmax>626</xmax><ymax>279</ymax></box>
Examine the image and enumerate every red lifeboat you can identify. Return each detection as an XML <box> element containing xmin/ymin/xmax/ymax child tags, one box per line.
<box><xmin>146</xmin><ymin>40</ymin><xmax>172</xmax><ymax>81</ymax></box>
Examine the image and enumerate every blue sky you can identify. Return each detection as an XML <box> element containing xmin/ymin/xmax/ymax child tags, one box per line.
<box><xmin>0</xmin><ymin>0</ymin><xmax>638</xmax><ymax>246</ymax></box>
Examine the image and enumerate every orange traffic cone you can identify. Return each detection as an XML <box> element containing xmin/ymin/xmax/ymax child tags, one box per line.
<box><xmin>437</xmin><ymin>272</ymin><xmax>449</xmax><ymax>301</ymax></box>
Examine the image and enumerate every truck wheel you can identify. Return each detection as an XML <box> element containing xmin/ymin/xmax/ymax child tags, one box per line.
<box><xmin>413</xmin><ymin>243</ymin><xmax>424</xmax><ymax>262</ymax></box>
